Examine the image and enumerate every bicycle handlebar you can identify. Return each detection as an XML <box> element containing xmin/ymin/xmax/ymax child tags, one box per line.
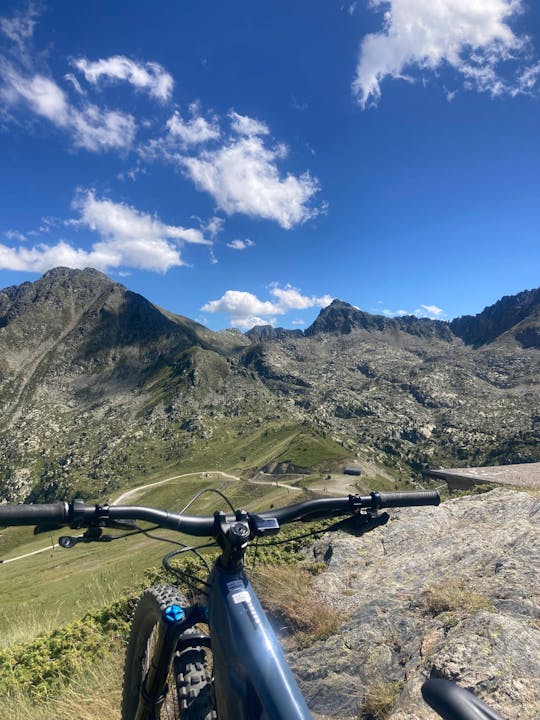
<box><xmin>0</xmin><ymin>490</ymin><xmax>439</xmax><ymax>537</ymax></box>
<box><xmin>0</xmin><ymin>501</ymin><xmax>70</xmax><ymax>525</ymax></box>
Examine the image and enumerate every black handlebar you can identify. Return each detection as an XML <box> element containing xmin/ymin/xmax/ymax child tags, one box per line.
<box><xmin>374</xmin><ymin>490</ymin><xmax>440</xmax><ymax>508</ymax></box>
<box><xmin>0</xmin><ymin>501</ymin><xmax>70</xmax><ymax>525</ymax></box>
<box><xmin>0</xmin><ymin>490</ymin><xmax>440</xmax><ymax>536</ymax></box>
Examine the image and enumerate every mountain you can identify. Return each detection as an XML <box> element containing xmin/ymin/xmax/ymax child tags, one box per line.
<box><xmin>0</xmin><ymin>268</ymin><xmax>538</xmax><ymax>503</ymax></box>
<box><xmin>304</xmin><ymin>299</ymin><xmax>454</xmax><ymax>341</ymax></box>
<box><xmin>248</xmin><ymin>292</ymin><xmax>540</xmax><ymax>347</ymax></box>
<box><xmin>449</xmin><ymin>288</ymin><xmax>540</xmax><ymax>348</ymax></box>
<box><xmin>245</xmin><ymin>325</ymin><xmax>303</xmax><ymax>342</ymax></box>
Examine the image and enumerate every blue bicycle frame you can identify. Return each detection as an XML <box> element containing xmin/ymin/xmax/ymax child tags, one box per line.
<box><xmin>206</xmin><ymin>561</ymin><xmax>312</xmax><ymax>719</ymax></box>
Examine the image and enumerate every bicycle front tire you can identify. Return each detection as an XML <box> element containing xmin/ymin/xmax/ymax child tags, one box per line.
<box><xmin>121</xmin><ymin>584</ymin><xmax>216</xmax><ymax>720</ymax></box>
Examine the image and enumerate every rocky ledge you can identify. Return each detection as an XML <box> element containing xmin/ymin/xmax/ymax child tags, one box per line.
<box><xmin>289</xmin><ymin>489</ymin><xmax>539</xmax><ymax>719</ymax></box>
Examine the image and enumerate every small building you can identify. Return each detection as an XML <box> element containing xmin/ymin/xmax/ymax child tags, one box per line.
<box><xmin>344</xmin><ymin>466</ymin><xmax>362</xmax><ymax>476</ymax></box>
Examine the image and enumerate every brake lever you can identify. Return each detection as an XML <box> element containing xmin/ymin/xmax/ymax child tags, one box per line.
<box><xmin>327</xmin><ymin>511</ymin><xmax>389</xmax><ymax>537</ymax></box>
<box><xmin>58</xmin><ymin>533</ymin><xmax>114</xmax><ymax>548</ymax></box>
<box><xmin>58</xmin><ymin>524</ymin><xmax>112</xmax><ymax>549</ymax></box>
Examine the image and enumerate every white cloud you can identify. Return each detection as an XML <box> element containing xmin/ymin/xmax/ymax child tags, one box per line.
<box><xmin>202</xmin><ymin>284</ymin><xmax>334</xmax><ymax>328</ymax></box>
<box><xmin>143</xmin><ymin>106</ymin><xmax>322</xmax><ymax>229</ymax></box>
<box><xmin>167</xmin><ymin>107</ymin><xmax>220</xmax><ymax>146</ymax></box>
<box><xmin>353</xmin><ymin>0</ymin><xmax>537</xmax><ymax>107</ymax></box>
<box><xmin>0</xmin><ymin>57</ymin><xmax>136</xmax><ymax>151</ymax></box>
<box><xmin>226</xmin><ymin>238</ymin><xmax>255</xmax><ymax>250</ymax></box>
<box><xmin>419</xmin><ymin>304</ymin><xmax>443</xmax><ymax>317</ymax></box>
<box><xmin>202</xmin><ymin>216</ymin><xmax>225</xmax><ymax>240</ymax></box>
<box><xmin>70</xmin><ymin>103</ymin><xmax>136</xmax><ymax>151</ymax></box>
<box><xmin>64</xmin><ymin>72</ymin><xmax>84</xmax><ymax>95</ymax></box>
<box><xmin>229</xmin><ymin>111</ymin><xmax>269</xmax><ymax>136</ymax></box>
<box><xmin>202</xmin><ymin>290</ymin><xmax>277</xmax><ymax>317</ymax></box>
<box><xmin>73</xmin><ymin>55</ymin><xmax>173</xmax><ymax>101</ymax></box>
<box><xmin>180</xmin><ymin>135</ymin><xmax>320</xmax><ymax>229</ymax></box>
<box><xmin>0</xmin><ymin>192</ymin><xmax>210</xmax><ymax>274</ymax></box>
<box><xmin>0</xmin><ymin>15</ymin><xmax>179</xmax><ymax>153</ymax></box>
<box><xmin>0</xmin><ymin>3</ymin><xmax>38</xmax><ymax>63</ymax></box>
<box><xmin>3</xmin><ymin>70</ymin><xmax>70</xmax><ymax>125</ymax></box>
<box><xmin>269</xmin><ymin>283</ymin><xmax>334</xmax><ymax>310</ymax></box>
<box><xmin>4</xmin><ymin>229</ymin><xmax>27</xmax><ymax>242</ymax></box>
<box><xmin>382</xmin><ymin>304</ymin><xmax>445</xmax><ymax>319</ymax></box>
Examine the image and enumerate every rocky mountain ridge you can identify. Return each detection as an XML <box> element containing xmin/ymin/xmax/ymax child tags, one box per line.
<box><xmin>0</xmin><ymin>268</ymin><xmax>538</xmax><ymax>502</ymax></box>
<box><xmin>247</xmin><ymin>291</ymin><xmax>540</xmax><ymax>348</ymax></box>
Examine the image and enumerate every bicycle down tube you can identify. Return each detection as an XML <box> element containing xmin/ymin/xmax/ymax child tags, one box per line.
<box><xmin>206</xmin><ymin>561</ymin><xmax>312</xmax><ymax>720</ymax></box>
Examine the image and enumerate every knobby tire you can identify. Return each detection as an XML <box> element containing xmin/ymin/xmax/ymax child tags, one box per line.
<box><xmin>121</xmin><ymin>584</ymin><xmax>216</xmax><ymax>720</ymax></box>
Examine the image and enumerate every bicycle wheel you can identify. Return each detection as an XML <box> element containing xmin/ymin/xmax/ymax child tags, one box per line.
<box><xmin>122</xmin><ymin>584</ymin><xmax>216</xmax><ymax>720</ymax></box>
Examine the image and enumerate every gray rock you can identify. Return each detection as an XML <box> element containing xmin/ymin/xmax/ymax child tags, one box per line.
<box><xmin>288</xmin><ymin>489</ymin><xmax>540</xmax><ymax>719</ymax></box>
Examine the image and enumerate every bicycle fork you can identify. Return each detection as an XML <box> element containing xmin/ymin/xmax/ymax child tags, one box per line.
<box><xmin>135</xmin><ymin>604</ymin><xmax>209</xmax><ymax>720</ymax></box>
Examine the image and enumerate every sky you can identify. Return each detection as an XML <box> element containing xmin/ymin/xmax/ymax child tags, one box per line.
<box><xmin>0</xmin><ymin>1</ymin><xmax>539</xmax><ymax>331</ymax></box>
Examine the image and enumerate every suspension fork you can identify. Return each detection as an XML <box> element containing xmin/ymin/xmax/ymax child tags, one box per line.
<box><xmin>135</xmin><ymin>604</ymin><xmax>209</xmax><ymax>720</ymax></box>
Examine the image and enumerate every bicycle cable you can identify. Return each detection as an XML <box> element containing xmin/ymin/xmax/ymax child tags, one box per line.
<box><xmin>162</xmin><ymin>542</ymin><xmax>219</xmax><ymax>594</ymax></box>
<box><xmin>178</xmin><ymin>486</ymin><xmax>236</xmax><ymax>514</ymax></box>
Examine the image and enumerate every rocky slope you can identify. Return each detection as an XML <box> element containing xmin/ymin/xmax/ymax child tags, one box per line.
<box><xmin>291</xmin><ymin>489</ymin><xmax>539</xmax><ymax>719</ymax></box>
<box><xmin>450</xmin><ymin>288</ymin><xmax>540</xmax><ymax>348</ymax></box>
<box><xmin>0</xmin><ymin>268</ymin><xmax>538</xmax><ymax>502</ymax></box>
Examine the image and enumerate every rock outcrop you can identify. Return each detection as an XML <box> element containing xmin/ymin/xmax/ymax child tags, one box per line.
<box><xmin>290</xmin><ymin>489</ymin><xmax>539</xmax><ymax>719</ymax></box>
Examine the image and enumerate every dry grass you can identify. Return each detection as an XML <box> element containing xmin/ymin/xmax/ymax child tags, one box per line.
<box><xmin>358</xmin><ymin>680</ymin><xmax>404</xmax><ymax>720</ymax></box>
<box><xmin>2</xmin><ymin>649</ymin><xmax>123</xmax><ymax>720</ymax></box>
<box><xmin>251</xmin><ymin>563</ymin><xmax>344</xmax><ymax>647</ymax></box>
<box><xmin>420</xmin><ymin>577</ymin><xmax>492</xmax><ymax>616</ymax></box>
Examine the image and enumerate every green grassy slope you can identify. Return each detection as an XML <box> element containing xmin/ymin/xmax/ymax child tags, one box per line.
<box><xmin>0</xmin><ymin>473</ymin><xmax>298</xmax><ymax>647</ymax></box>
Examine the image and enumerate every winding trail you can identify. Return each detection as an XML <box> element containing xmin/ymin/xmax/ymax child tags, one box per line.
<box><xmin>111</xmin><ymin>470</ymin><xmax>241</xmax><ymax>505</ymax></box>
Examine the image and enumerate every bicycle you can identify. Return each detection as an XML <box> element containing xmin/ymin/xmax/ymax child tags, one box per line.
<box><xmin>0</xmin><ymin>490</ymin><xmax>503</xmax><ymax>719</ymax></box>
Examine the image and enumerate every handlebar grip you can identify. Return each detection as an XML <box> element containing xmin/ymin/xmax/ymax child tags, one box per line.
<box><xmin>0</xmin><ymin>502</ymin><xmax>70</xmax><ymax>526</ymax></box>
<box><xmin>373</xmin><ymin>491</ymin><xmax>440</xmax><ymax>508</ymax></box>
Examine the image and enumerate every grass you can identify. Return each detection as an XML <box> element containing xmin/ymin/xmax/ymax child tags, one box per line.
<box><xmin>0</xmin><ymin>474</ymin><xmax>293</xmax><ymax>647</ymax></box>
<box><xmin>358</xmin><ymin>680</ymin><xmax>405</xmax><ymax>720</ymax></box>
<box><xmin>251</xmin><ymin>563</ymin><xmax>344</xmax><ymax>648</ymax></box>
<box><xmin>0</xmin><ymin>597</ymin><xmax>131</xmax><ymax>700</ymax></box>
<box><xmin>0</xmin><ymin>638</ymin><xmax>123</xmax><ymax>719</ymax></box>
<box><xmin>420</xmin><ymin>577</ymin><xmax>493</xmax><ymax>616</ymax></box>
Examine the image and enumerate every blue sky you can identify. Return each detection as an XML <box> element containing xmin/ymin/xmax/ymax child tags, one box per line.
<box><xmin>0</xmin><ymin>1</ymin><xmax>539</xmax><ymax>331</ymax></box>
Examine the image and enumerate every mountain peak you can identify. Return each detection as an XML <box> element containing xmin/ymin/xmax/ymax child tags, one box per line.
<box><xmin>450</xmin><ymin>287</ymin><xmax>540</xmax><ymax>348</ymax></box>
<box><xmin>41</xmin><ymin>265</ymin><xmax>113</xmax><ymax>284</ymax></box>
<box><xmin>305</xmin><ymin>299</ymin><xmax>453</xmax><ymax>341</ymax></box>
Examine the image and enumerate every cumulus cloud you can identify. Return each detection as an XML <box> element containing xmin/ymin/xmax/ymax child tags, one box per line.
<box><xmin>353</xmin><ymin>0</ymin><xmax>538</xmax><ymax>107</ymax></box>
<box><xmin>70</xmin><ymin>103</ymin><xmax>136</xmax><ymax>151</ymax></box>
<box><xmin>202</xmin><ymin>284</ymin><xmax>334</xmax><ymax>328</ymax></box>
<box><xmin>269</xmin><ymin>283</ymin><xmax>334</xmax><ymax>310</ymax></box>
<box><xmin>73</xmin><ymin>55</ymin><xmax>173</xmax><ymax>101</ymax></box>
<box><xmin>226</xmin><ymin>238</ymin><xmax>255</xmax><ymax>250</ymax></box>
<box><xmin>0</xmin><ymin>192</ymin><xmax>210</xmax><ymax>274</ymax></box>
<box><xmin>180</xmin><ymin>135</ymin><xmax>320</xmax><ymax>229</ymax></box>
<box><xmin>167</xmin><ymin>106</ymin><xmax>220</xmax><ymax>146</ymax></box>
<box><xmin>143</xmin><ymin>106</ymin><xmax>322</xmax><ymax>229</ymax></box>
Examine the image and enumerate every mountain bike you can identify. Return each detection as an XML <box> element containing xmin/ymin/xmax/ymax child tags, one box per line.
<box><xmin>0</xmin><ymin>490</ymin><xmax>503</xmax><ymax>719</ymax></box>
